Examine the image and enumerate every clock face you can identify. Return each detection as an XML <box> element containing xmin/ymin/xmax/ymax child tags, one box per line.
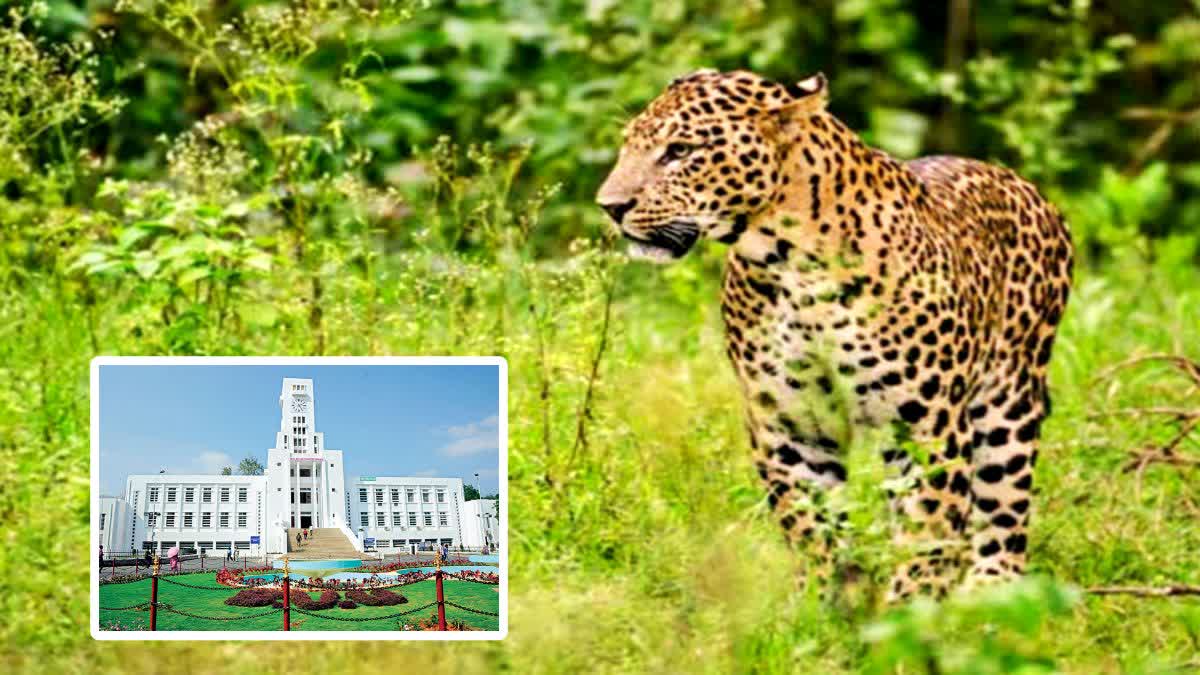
<box><xmin>291</xmin><ymin>398</ymin><xmax>308</xmax><ymax>413</ymax></box>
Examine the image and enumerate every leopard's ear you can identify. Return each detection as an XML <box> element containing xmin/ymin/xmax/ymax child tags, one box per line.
<box><xmin>773</xmin><ymin>72</ymin><xmax>828</xmax><ymax>120</ymax></box>
<box><xmin>789</xmin><ymin>73</ymin><xmax>827</xmax><ymax>100</ymax></box>
<box><xmin>763</xmin><ymin>72</ymin><xmax>830</xmax><ymax>135</ymax></box>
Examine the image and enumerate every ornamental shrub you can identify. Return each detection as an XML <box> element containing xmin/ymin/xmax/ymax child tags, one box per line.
<box><xmin>347</xmin><ymin>588</ymin><xmax>408</xmax><ymax>606</ymax></box>
<box><xmin>224</xmin><ymin>588</ymin><xmax>282</xmax><ymax>607</ymax></box>
<box><xmin>290</xmin><ymin>589</ymin><xmax>339</xmax><ymax>611</ymax></box>
<box><xmin>338</xmin><ymin>600</ymin><xmax>358</xmax><ymax>609</ymax></box>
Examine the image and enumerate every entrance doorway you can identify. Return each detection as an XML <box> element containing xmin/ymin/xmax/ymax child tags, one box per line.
<box><xmin>300</xmin><ymin>515</ymin><xmax>313</xmax><ymax>528</ymax></box>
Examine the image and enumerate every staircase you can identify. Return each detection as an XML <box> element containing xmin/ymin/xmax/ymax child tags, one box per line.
<box><xmin>286</xmin><ymin>527</ymin><xmax>361</xmax><ymax>560</ymax></box>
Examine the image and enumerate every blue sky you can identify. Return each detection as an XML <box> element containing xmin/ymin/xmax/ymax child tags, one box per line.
<box><xmin>98</xmin><ymin>364</ymin><xmax>501</xmax><ymax>496</ymax></box>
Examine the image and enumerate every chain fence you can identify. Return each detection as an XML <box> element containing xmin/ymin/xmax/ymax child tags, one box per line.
<box><xmin>158</xmin><ymin>603</ymin><xmax>283</xmax><ymax>621</ymax></box>
<box><xmin>443</xmin><ymin>600</ymin><xmax>500</xmax><ymax>616</ymax></box>
<box><xmin>98</xmin><ymin>602</ymin><xmax>152</xmax><ymax>611</ymax></box>
<box><xmin>158</xmin><ymin>576</ymin><xmax>236</xmax><ymax>591</ymax></box>
<box><xmin>99</xmin><ymin>569</ymin><xmax>499</xmax><ymax>629</ymax></box>
<box><xmin>291</xmin><ymin>601</ymin><xmax>439</xmax><ymax>622</ymax></box>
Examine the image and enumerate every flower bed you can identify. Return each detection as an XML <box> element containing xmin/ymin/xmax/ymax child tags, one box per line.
<box><xmin>225</xmin><ymin>588</ymin><xmax>282</xmax><ymax>607</ymax></box>
<box><xmin>360</xmin><ymin>558</ymin><xmax>471</xmax><ymax>573</ymax></box>
<box><xmin>447</xmin><ymin>569</ymin><xmax>500</xmax><ymax>584</ymax></box>
<box><xmin>215</xmin><ymin>566</ymin><xmax>275</xmax><ymax>588</ymax></box>
<box><xmin>347</xmin><ymin>588</ymin><xmax>408</xmax><ymax>606</ymax></box>
<box><xmin>291</xmin><ymin>589</ymin><xmax>340</xmax><ymax>610</ymax></box>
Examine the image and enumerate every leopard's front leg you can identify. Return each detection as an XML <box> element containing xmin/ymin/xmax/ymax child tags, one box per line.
<box><xmin>753</xmin><ymin>430</ymin><xmax>848</xmax><ymax>586</ymax></box>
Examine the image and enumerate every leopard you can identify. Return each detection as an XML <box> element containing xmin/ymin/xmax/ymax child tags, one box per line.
<box><xmin>596</xmin><ymin>69</ymin><xmax>1073</xmax><ymax>600</ymax></box>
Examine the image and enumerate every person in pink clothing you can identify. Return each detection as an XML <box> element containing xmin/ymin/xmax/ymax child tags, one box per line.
<box><xmin>167</xmin><ymin>545</ymin><xmax>181</xmax><ymax>572</ymax></box>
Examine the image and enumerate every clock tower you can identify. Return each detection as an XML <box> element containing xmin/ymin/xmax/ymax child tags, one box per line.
<box><xmin>263</xmin><ymin>378</ymin><xmax>347</xmax><ymax>553</ymax></box>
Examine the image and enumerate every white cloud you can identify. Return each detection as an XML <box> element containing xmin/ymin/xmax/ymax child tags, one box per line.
<box><xmin>437</xmin><ymin>415</ymin><xmax>499</xmax><ymax>457</ymax></box>
<box><xmin>165</xmin><ymin>450</ymin><xmax>236</xmax><ymax>475</ymax></box>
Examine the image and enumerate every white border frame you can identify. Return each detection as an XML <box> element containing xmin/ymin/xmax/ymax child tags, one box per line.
<box><xmin>90</xmin><ymin>356</ymin><xmax>508</xmax><ymax>641</ymax></box>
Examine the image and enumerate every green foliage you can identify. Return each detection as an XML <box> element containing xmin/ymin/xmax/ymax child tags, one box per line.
<box><xmin>2</xmin><ymin>0</ymin><xmax>1200</xmax><ymax>672</ymax></box>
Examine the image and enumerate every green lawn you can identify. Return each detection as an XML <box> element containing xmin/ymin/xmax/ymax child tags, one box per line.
<box><xmin>98</xmin><ymin>573</ymin><xmax>499</xmax><ymax>632</ymax></box>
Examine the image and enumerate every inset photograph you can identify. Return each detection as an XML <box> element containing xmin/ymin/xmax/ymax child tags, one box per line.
<box><xmin>90</xmin><ymin>357</ymin><xmax>505</xmax><ymax>639</ymax></box>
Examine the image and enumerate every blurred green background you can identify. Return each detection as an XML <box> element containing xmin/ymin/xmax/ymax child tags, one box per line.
<box><xmin>2</xmin><ymin>1</ymin><xmax>1199</xmax><ymax>673</ymax></box>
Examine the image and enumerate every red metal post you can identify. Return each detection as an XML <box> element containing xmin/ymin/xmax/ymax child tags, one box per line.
<box><xmin>149</xmin><ymin>555</ymin><xmax>159</xmax><ymax>631</ymax></box>
<box><xmin>435</xmin><ymin>569</ymin><xmax>447</xmax><ymax>631</ymax></box>
<box><xmin>282</xmin><ymin>576</ymin><xmax>291</xmax><ymax>631</ymax></box>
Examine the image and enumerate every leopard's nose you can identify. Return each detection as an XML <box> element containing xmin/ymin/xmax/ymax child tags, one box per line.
<box><xmin>599</xmin><ymin>198</ymin><xmax>637</xmax><ymax>225</ymax></box>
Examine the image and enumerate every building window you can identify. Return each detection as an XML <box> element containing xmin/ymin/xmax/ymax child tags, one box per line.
<box><xmin>360</xmin><ymin>513</ymin><xmax>369</xmax><ymax>527</ymax></box>
<box><xmin>220</xmin><ymin>488</ymin><xmax>230</xmax><ymax>502</ymax></box>
<box><xmin>220</xmin><ymin>513</ymin><xmax>230</xmax><ymax>527</ymax></box>
<box><xmin>299</xmin><ymin>468</ymin><xmax>311</xmax><ymax>478</ymax></box>
<box><xmin>358</xmin><ymin>488</ymin><xmax>368</xmax><ymax>502</ymax></box>
<box><xmin>202</xmin><ymin>513</ymin><xmax>212</xmax><ymax>528</ymax></box>
<box><xmin>406</xmin><ymin>489</ymin><xmax>415</xmax><ymax>502</ymax></box>
<box><xmin>149</xmin><ymin>487</ymin><xmax>160</xmax><ymax>502</ymax></box>
<box><xmin>167</xmin><ymin>487</ymin><xmax>177</xmax><ymax>502</ymax></box>
<box><xmin>421</xmin><ymin>490</ymin><xmax>430</xmax><ymax>503</ymax></box>
<box><xmin>235</xmin><ymin>541</ymin><xmax>250</xmax><ymax>550</ymax></box>
<box><xmin>184</xmin><ymin>488</ymin><xmax>194</xmax><ymax>503</ymax></box>
<box><xmin>393</xmin><ymin>539</ymin><xmax>405</xmax><ymax>547</ymax></box>
<box><xmin>391</xmin><ymin>489</ymin><xmax>400</xmax><ymax>504</ymax></box>
<box><xmin>314</xmin><ymin>436</ymin><xmax>319</xmax><ymax>449</ymax></box>
<box><xmin>375</xmin><ymin>489</ymin><xmax>383</xmax><ymax>505</ymax></box>
<box><xmin>184</xmin><ymin>513</ymin><xmax>193</xmax><ymax>528</ymax></box>
<box><xmin>436</xmin><ymin>490</ymin><xmax>445</xmax><ymax>503</ymax></box>
<box><xmin>238</xmin><ymin>488</ymin><xmax>247</xmax><ymax>503</ymax></box>
<box><xmin>238</xmin><ymin>513</ymin><xmax>247</xmax><ymax>527</ymax></box>
<box><xmin>147</xmin><ymin>513</ymin><xmax>158</xmax><ymax>526</ymax></box>
<box><xmin>166</xmin><ymin>513</ymin><xmax>176</xmax><ymax>527</ymax></box>
<box><xmin>299</xmin><ymin>490</ymin><xmax>312</xmax><ymax>504</ymax></box>
<box><xmin>392</xmin><ymin>513</ymin><xmax>403</xmax><ymax>526</ymax></box>
<box><xmin>439</xmin><ymin>513</ymin><xmax>448</xmax><ymax>526</ymax></box>
<box><xmin>216</xmin><ymin>541</ymin><xmax>231</xmax><ymax>551</ymax></box>
<box><xmin>423</xmin><ymin>513</ymin><xmax>433</xmax><ymax>527</ymax></box>
<box><xmin>202</xmin><ymin>488</ymin><xmax>212</xmax><ymax>503</ymax></box>
<box><xmin>100</xmin><ymin>513</ymin><xmax>106</xmax><ymax>530</ymax></box>
<box><xmin>408</xmin><ymin>513</ymin><xmax>417</xmax><ymax>527</ymax></box>
<box><xmin>376</xmin><ymin>512</ymin><xmax>385</xmax><ymax>526</ymax></box>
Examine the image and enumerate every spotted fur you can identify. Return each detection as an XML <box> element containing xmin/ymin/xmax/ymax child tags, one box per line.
<box><xmin>597</xmin><ymin>70</ymin><xmax>1073</xmax><ymax>599</ymax></box>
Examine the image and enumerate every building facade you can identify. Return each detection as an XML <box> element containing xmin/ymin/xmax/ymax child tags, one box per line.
<box><xmin>104</xmin><ymin>378</ymin><xmax>475</xmax><ymax>557</ymax></box>
<box><xmin>350</xmin><ymin>476</ymin><xmax>466</xmax><ymax>551</ymax></box>
<box><xmin>460</xmin><ymin>499</ymin><xmax>499</xmax><ymax>550</ymax></box>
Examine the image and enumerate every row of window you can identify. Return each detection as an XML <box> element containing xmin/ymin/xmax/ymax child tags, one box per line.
<box><xmin>359</xmin><ymin>511</ymin><xmax>448</xmax><ymax>527</ymax></box>
<box><xmin>147</xmin><ymin>487</ymin><xmax>248</xmax><ymax>503</ymax></box>
<box><xmin>146</xmin><ymin>512</ymin><xmax>248</xmax><ymax>528</ymax></box>
<box><xmin>373</xmin><ymin>538</ymin><xmax>453</xmax><ymax>548</ymax></box>
<box><xmin>145</xmin><ymin>540</ymin><xmax>253</xmax><ymax>551</ymax></box>
<box><xmin>358</xmin><ymin>487</ymin><xmax>444</xmax><ymax>504</ymax></box>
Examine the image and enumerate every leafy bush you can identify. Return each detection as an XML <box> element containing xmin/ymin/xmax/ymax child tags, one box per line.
<box><xmin>224</xmin><ymin>588</ymin><xmax>281</xmax><ymax>608</ymax></box>
<box><xmin>290</xmin><ymin>589</ymin><xmax>340</xmax><ymax>611</ymax></box>
<box><xmin>338</xmin><ymin>599</ymin><xmax>357</xmax><ymax>610</ymax></box>
<box><xmin>346</xmin><ymin>588</ymin><xmax>408</xmax><ymax>606</ymax></box>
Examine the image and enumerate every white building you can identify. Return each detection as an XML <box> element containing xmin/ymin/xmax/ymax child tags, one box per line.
<box><xmin>350</xmin><ymin>476</ymin><xmax>465</xmax><ymax>552</ymax></box>
<box><xmin>460</xmin><ymin>499</ymin><xmax>499</xmax><ymax>550</ymax></box>
<box><xmin>98</xmin><ymin>496</ymin><xmax>132</xmax><ymax>553</ymax></box>
<box><xmin>104</xmin><ymin>377</ymin><xmax>478</xmax><ymax>557</ymax></box>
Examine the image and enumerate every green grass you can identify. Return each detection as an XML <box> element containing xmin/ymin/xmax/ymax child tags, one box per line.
<box><xmin>4</xmin><ymin>254</ymin><xmax>1199</xmax><ymax>673</ymax></box>
<box><xmin>97</xmin><ymin>573</ymin><xmax>499</xmax><ymax>632</ymax></box>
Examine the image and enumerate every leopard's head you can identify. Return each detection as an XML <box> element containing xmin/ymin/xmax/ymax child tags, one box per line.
<box><xmin>596</xmin><ymin>69</ymin><xmax>827</xmax><ymax>262</ymax></box>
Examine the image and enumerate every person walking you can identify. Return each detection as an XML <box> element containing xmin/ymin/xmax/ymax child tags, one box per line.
<box><xmin>295</xmin><ymin>531</ymin><xmax>302</xmax><ymax>549</ymax></box>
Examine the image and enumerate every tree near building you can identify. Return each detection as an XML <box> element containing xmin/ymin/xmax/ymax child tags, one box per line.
<box><xmin>220</xmin><ymin>466</ymin><xmax>232</xmax><ymax>475</ymax></box>
<box><xmin>238</xmin><ymin>456</ymin><xmax>265</xmax><ymax>475</ymax></box>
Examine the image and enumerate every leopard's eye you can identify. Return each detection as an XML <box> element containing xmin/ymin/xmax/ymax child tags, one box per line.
<box><xmin>662</xmin><ymin>142</ymin><xmax>693</xmax><ymax>163</ymax></box>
